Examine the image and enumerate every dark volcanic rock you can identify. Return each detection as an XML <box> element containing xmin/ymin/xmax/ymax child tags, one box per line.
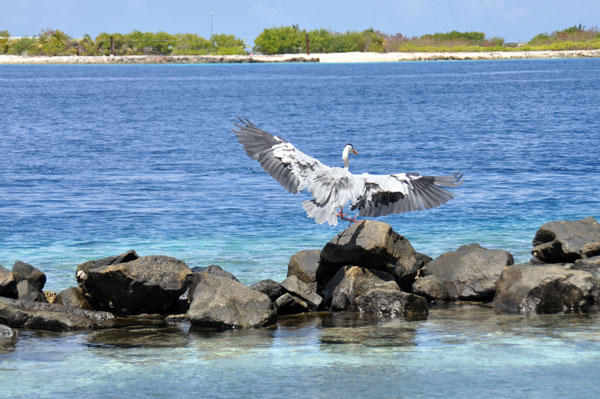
<box><xmin>287</xmin><ymin>249</ymin><xmax>320</xmax><ymax>288</ymax></box>
<box><xmin>76</xmin><ymin>254</ymin><xmax>192</xmax><ymax>315</ymax></box>
<box><xmin>412</xmin><ymin>275</ymin><xmax>449</xmax><ymax>301</ymax></box>
<box><xmin>322</xmin><ymin>266</ymin><xmax>399</xmax><ymax>311</ymax></box>
<box><xmin>423</xmin><ymin>244</ymin><xmax>514</xmax><ymax>301</ymax></box>
<box><xmin>76</xmin><ymin>250</ymin><xmax>139</xmax><ymax>276</ymax></box>
<box><xmin>250</xmin><ymin>279</ymin><xmax>285</xmax><ymax>301</ymax></box>
<box><xmin>532</xmin><ymin>217</ymin><xmax>600</xmax><ymax>263</ymax></box>
<box><xmin>571</xmin><ymin>256</ymin><xmax>600</xmax><ymax>303</ymax></box>
<box><xmin>12</xmin><ymin>261</ymin><xmax>46</xmax><ymax>292</ymax></box>
<box><xmin>0</xmin><ymin>266</ymin><xmax>16</xmax><ymax>298</ymax></box>
<box><xmin>0</xmin><ymin>297</ymin><xmax>115</xmax><ymax>331</ymax></box>
<box><xmin>493</xmin><ymin>263</ymin><xmax>594</xmax><ymax>314</ymax></box>
<box><xmin>16</xmin><ymin>280</ymin><xmax>47</xmax><ymax>303</ymax></box>
<box><xmin>280</xmin><ymin>275</ymin><xmax>323</xmax><ymax>310</ymax></box>
<box><xmin>415</xmin><ymin>252</ymin><xmax>433</xmax><ymax>269</ymax></box>
<box><xmin>275</xmin><ymin>293</ymin><xmax>310</xmax><ymax>315</ymax></box>
<box><xmin>54</xmin><ymin>287</ymin><xmax>93</xmax><ymax>310</ymax></box>
<box><xmin>187</xmin><ymin>273</ymin><xmax>275</xmax><ymax>330</ymax></box>
<box><xmin>191</xmin><ymin>265</ymin><xmax>239</xmax><ymax>282</ymax></box>
<box><xmin>355</xmin><ymin>289</ymin><xmax>428</xmax><ymax>320</ymax></box>
<box><xmin>318</xmin><ymin>221</ymin><xmax>419</xmax><ymax>291</ymax></box>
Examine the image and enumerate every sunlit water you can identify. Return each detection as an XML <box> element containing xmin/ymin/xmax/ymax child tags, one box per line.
<box><xmin>1</xmin><ymin>59</ymin><xmax>600</xmax><ymax>398</ymax></box>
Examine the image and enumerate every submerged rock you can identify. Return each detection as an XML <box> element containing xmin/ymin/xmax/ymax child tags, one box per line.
<box><xmin>0</xmin><ymin>323</ymin><xmax>17</xmax><ymax>339</ymax></box>
<box><xmin>422</xmin><ymin>244</ymin><xmax>514</xmax><ymax>301</ymax></box>
<box><xmin>0</xmin><ymin>297</ymin><xmax>115</xmax><ymax>331</ymax></box>
<box><xmin>250</xmin><ymin>279</ymin><xmax>285</xmax><ymax>302</ymax></box>
<box><xmin>287</xmin><ymin>249</ymin><xmax>320</xmax><ymax>289</ymax></box>
<box><xmin>493</xmin><ymin>263</ymin><xmax>594</xmax><ymax>314</ymax></box>
<box><xmin>532</xmin><ymin>217</ymin><xmax>600</xmax><ymax>263</ymax></box>
<box><xmin>317</xmin><ymin>221</ymin><xmax>419</xmax><ymax>291</ymax></box>
<box><xmin>76</xmin><ymin>252</ymin><xmax>192</xmax><ymax>315</ymax></box>
<box><xmin>187</xmin><ymin>273</ymin><xmax>275</xmax><ymax>330</ymax></box>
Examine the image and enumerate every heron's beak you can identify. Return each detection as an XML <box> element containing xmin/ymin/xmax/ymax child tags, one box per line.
<box><xmin>353</xmin><ymin>149</ymin><xmax>359</xmax><ymax>155</ymax></box>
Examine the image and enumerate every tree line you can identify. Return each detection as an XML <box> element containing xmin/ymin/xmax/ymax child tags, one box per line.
<box><xmin>1</xmin><ymin>25</ymin><xmax>599</xmax><ymax>57</ymax></box>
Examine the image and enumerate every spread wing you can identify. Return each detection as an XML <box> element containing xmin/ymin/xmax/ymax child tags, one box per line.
<box><xmin>351</xmin><ymin>172</ymin><xmax>463</xmax><ymax>217</ymax></box>
<box><xmin>232</xmin><ymin>118</ymin><xmax>329</xmax><ymax>194</ymax></box>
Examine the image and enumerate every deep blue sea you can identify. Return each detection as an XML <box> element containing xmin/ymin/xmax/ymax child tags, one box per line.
<box><xmin>1</xmin><ymin>59</ymin><xmax>600</xmax><ymax>398</ymax></box>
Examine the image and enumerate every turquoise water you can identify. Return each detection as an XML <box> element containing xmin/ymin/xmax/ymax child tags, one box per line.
<box><xmin>1</xmin><ymin>59</ymin><xmax>600</xmax><ymax>397</ymax></box>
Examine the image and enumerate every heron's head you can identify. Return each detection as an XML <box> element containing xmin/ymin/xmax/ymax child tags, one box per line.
<box><xmin>343</xmin><ymin>143</ymin><xmax>359</xmax><ymax>156</ymax></box>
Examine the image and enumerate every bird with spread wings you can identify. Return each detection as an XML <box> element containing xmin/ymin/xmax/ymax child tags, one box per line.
<box><xmin>232</xmin><ymin>118</ymin><xmax>463</xmax><ymax>226</ymax></box>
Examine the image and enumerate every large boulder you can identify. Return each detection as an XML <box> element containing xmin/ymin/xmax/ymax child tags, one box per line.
<box><xmin>422</xmin><ymin>244</ymin><xmax>514</xmax><ymax>301</ymax></box>
<box><xmin>187</xmin><ymin>273</ymin><xmax>275</xmax><ymax>330</ymax></box>
<box><xmin>0</xmin><ymin>266</ymin><xmax>16</xmax><ymax>298</ymax></box>
<box><xmin>355</xmin><ymin>289</ymin><xmax>428</xmax><ymax>320</ymax></box>
<box><xmin>0</xmin><ymin>297</ymin><xmax>115</xmax><ymax>331</ymax></box>
<box><xmin>76</xmin><ymin>253</ymin><xmax>192</xmax><ymax>315</ymax></box>
<box><xmin>322</xmin><ymin>266</ymin><xmax>400</xmax><ymax>310</ymax></box>
<box><xmin>250</xmin><ymin>279</ymin><xmax>285</xmax><ymax>302</ymax></box>
<box><xmin>532</xmin><ymin>217</ymin><xmax>600</xmax><ymax>263</ymax></box>
<box><xmin>493</xmin><ymin>263</ymin><xmax>594</xmax><ymax>314</ymax></box>
<box><xmin>280</xmin><ymin>275</ymin><xmax>323</xmax><ymax>310</ymax></box>
<box><xmin>317</xmin><ymin>221</ymin><xmax>419</xmax><ymax>291</ymax></box>
<box><xmin>54</xmin><ymin>287</ymin><xmax>93</xmax><ymax>310</ymax></box>
<box><xmin>12</xmin><ymin>261</ymin><xmax>46</xmax><ymax>292</ymax></box>
<box><xmin>570</xmin><ymin>256</ymin><xmax>600</xmax><ymax>303</ymax></box>
<box><xmin>287</xmin><ymin>249</ymin><xmax>320</xmax><ymax>289</ymax></box>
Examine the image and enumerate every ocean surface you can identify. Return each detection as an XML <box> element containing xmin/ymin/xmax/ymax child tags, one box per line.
<box><xmin>1</xmin><ymin>59</ymin><xmax>599</xmax><ymax>398</ymax></box>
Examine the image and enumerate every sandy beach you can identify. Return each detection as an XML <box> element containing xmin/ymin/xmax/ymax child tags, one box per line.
<box><xmin>1</xmin><ymin>49</ymin><xmax>600</xmax><ymax>64</ymax></box>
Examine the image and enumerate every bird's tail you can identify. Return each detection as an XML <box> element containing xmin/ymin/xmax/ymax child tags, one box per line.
<box><xmin>302</xmin><ymin>199</ymin><xmax>338</xmax><ymax>226</ymax></box>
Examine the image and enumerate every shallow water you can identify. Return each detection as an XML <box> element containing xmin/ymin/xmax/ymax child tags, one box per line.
<box><xmin>1</xmin><ymin>59</ymin><xmax>600</xmax><ymax>397</ymax></box>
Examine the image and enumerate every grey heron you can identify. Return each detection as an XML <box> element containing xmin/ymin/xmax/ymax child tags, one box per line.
<box><xmin>232</xmin><ymin>118</ymin><xmax>463</xmax><ymax>226</ymax></box>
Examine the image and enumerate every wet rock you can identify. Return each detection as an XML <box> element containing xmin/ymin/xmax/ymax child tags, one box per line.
<box><xmin>493</xmin><ymin>263</ymin><xmax>594</xmax><ymax>314</ymax></box>
<box><xmin>570</xmin><ymin>256</ymin><xmax>600</xmax><ymax>303</ymax></box>
<box><xmin>412</xmin><ymin>275</ymin><xmax>449</xmax><ymax>301</ymax></box>
<box><xmin>355</xmin><ymin>289</ymin><xmax>428</xmax><ymax>320</ymax></box>
<box><xmin>320</xmin><ymin>324</ymin><xmax>417</xmax><ymax>347</ymax></box>
<box><xmin>188</xmin><ymin>273</ymin><xmax>275</xmax><ymax>330</ymax></box>
<box><xmin>532</xmin><ymin>217</ymin><xmax>600</xmax><ymax>263</ymax></box>
<box><xmin>322</xmin><ymin>266</ymin><xmax>399</xmax><ymax>311</ymax></box>
<box><xmin>0</xmin><ymin>323</ymin><xmax>16</xmax><ymax>339</ymax></box>
<box><xmin>250</xmin><ymin>279</ymin><xmax>285</xmax><ymax>301</ymax></box>
<box><xmin>423</xmin><ymin>244</ymin><xmax>514</xmax><ymax>301</ymax></box>
<box><xmin>76</xmin><ymin>253</ymin><xmax>192</xmax><ymax>315</ymax></box>
<box><xmin>0</xmin><ymin>297</ymin><xmax>115</xmax><ymax>331</ymax></box>
<box><xmin>280</xmin><ymin>275</ymin><xmax>323</xmax><ymax>310</ymax></box>
<box><xmin>318</xmin><ymin>221</ymin><xmax>419</xmax><ymax>291</ymax></box>
<box><xmin>275</xmin><ymin>293</ymin><xmax>310</xmax><ymax>315</ymax></box>
<box><xmin>191</xmin><ymin>265</ymin><xmax>239</xmax><ymax>282</ymax></box>
<box><xmin>16</xmin><ymin>280</ymin><xmax>47</xmax><ymax>303</ymax></box>
<box><xmin>0</xmin><ymin>266</ymin><xmax>16</xmax><ymax>298</ymax></box>
<box><xmin>12</xmin><ymin>261</ymin><xmax>46</xmax><ymax>292</ymax></box>
<box><xmin>287</xmin><ymin>249</ymin><xmax>320</xmax><ymax>289</ymax></box>
<box><xmin>54</xmin><ymin>287</ymin><xmax>93</xmax><ymax>310</ymax></box>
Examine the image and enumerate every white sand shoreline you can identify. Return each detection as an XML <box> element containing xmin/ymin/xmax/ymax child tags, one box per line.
<box><xmin>1</xmin><ymin>50</ymin><xmax>600</xmax><ymax>64</ymax></box>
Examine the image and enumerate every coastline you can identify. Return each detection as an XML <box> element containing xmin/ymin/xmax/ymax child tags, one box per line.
<box><xmin>1</xmin><ymin>49</ymin><xmax>600</xmax><ymax>64</ymax></box>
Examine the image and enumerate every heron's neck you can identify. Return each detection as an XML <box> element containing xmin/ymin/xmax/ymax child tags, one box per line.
<box><xmin>342</xmin><ymin>147</ymin><xmax>350</xmax><ymax>170</ymax></box>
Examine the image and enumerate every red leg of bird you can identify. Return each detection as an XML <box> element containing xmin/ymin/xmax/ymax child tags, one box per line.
<box><xmin>337</xmin><ymin>207</ymin><xmax>363</xmax><ymax>224</ymax></box>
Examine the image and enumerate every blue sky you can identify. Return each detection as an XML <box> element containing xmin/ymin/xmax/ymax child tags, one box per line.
<box><xmin>1</xmin><ymin>0</ymin><xmax>598</xmax><ymax>45</ymax></box>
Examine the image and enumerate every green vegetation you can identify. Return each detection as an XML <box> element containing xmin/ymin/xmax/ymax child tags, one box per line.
<box><xmin>0</xmin><ymin>25</ymin><xmax>599</xmax><ymax>57</ymax></box>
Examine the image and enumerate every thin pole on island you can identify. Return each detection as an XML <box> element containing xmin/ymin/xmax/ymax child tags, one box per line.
<box><xmin>306</xmin><ymin>33</ymin><xmax>310</xmax><ymax>55</ymax></box>
<box><xmin>110</xmin><ymin>35</ymin><xmax>114</xmax><ymax>56</ymax></box>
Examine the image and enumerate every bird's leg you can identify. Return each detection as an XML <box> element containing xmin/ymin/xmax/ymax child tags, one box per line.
<box><xmin>337</xmin><ymin>207</ymin><xmax>363</xmax><ymax>224</ymax></box>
